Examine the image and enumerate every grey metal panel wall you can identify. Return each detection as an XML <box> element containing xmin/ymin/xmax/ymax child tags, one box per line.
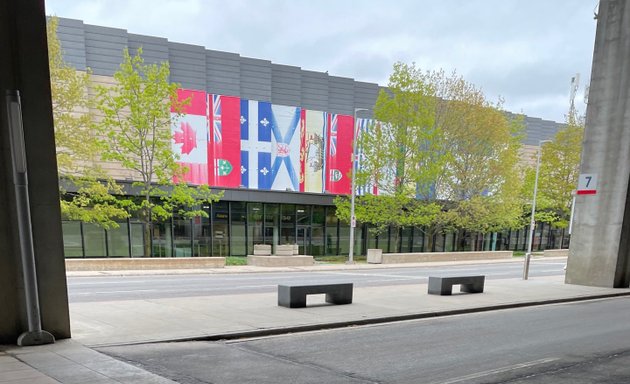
<box><xmin>522</xmin><ymin>116</ymin><xmax>564</xmax><ymax>145</ymax></box>
<box><xmin>127</xmin><ymin>33</ymin><xmax>169</xmax><ymax>66</ymax></box>
<box><xmin>168</xmin><ymin>42</ymin><xmax>206</xmax><ymax>90</ymax></box>
<box><xmin>271</xmin><ymin>64</ymin><xmax>302</xmax><ymax>107</ymax></box>
<box><xmin>301</xmin><ymin>70</ymin><xmax>329</xmax><ymax>111</ymax></box>
<box><xmin>207</xmin><ymin>50</ymin><xmax>240</xmax><ymax>96</ymax></box>
<box><xmin>55</xmin><ymin>18</ymin><xmax>87</xmax><ymax>71</ymax></box>
<box><xmin>354</xmin><ymin>81</ymin><xmax>379</xmax><ymax>118</ymax></box>
<box><xmin>240</xmin><ymin>57</ymin><xmax>272</xmax><ymax>101</ymax></box>
<box><xmin>328</xmin><ymin>76</ymin><xmax>355</xmax><ymax>115</ymax></box>
<box><xmin>84</xmin><ymin>24</ymin><xmax>127</xmax><ymax>76</ymax></box>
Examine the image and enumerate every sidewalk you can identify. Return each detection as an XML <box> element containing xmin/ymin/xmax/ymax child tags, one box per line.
<box><xmin>3</xmin><ymin>258</ymin><xmax>630</xmax><ymax>384</ymax></box>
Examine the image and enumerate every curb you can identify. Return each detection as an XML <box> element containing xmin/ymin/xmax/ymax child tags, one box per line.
<box><xmin>90</xmin><ymin>289</ymin><xmax>630</xmax><ymax>348</ymax></box>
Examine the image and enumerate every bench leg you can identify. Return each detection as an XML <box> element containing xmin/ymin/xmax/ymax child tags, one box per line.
<box><xmin>428</xmin><ymin>280</ymin><xmax>453</xmax><ymax>295</ymax></box>
<box><xmin>461</xmin><ymin>282</ymin><xmax>484</xmax><ymax>294</ymax></box>
<box><xmin>278</xmin><ymin>286</ymin><xmax>307</xmax><ymax>308</ymax></box>
<box><xmin>325</xmin><ymin>289</ymin><xmax>353</xmax><ymax>305</ymax></box>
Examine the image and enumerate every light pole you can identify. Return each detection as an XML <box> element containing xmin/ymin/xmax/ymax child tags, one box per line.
<box><xmin>523</xmin><ymin>139</ymin><xmax>552</xmax><ymax>280</ymax></box>
<box><xmin>348</xmin><ymin>107</ymin><xmax>369</xmax><ymax>264</ymax></box>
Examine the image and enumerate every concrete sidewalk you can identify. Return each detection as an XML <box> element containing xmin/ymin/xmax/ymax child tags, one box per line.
<box><xmin>3</xmin><ymin>258</ymin><xmax>630</xmax><ymax>384</ymax></box>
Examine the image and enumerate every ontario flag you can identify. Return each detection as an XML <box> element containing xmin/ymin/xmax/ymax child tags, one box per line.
<box><xmin>171</xmin><ymin>89</ymin><xmax>208</xmax><ymax>185</ymax></box>
<box><xmin>324</xmin><ymin>113</ymin><xmax>353</xmax><ymax>194</ymax></box>
<box><xmin>208</xmin><ymin>94</ymin><xmax>241</xmax><ymax>188</ymax></box>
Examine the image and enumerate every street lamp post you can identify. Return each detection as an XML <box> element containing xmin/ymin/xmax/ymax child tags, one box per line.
<box><xmin>523</xmin><ymin>139</ymin><xmax>552</xmax><ymax>280</ymax></box>
<box><xmin>348</xmin><ymin>108</ymin><xmax>369</xmax><ymax>264</ymax></box>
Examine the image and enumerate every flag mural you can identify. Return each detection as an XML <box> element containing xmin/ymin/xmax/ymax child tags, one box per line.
<box><xmin>325</xmin><ymin>113</ymin><xmax>354</xmax><ymax>194</ymax></box>
<box><xmin>171</xmin><ymin>89</ymin><xmax>208</xmax><ymax>185</ymax></box>
<box><xmin>172</xmin><ymin>88</ymin><xmax>356</xmax><ymax>195</ymax></box>
<box><xmin>301</xmin><ymin>110</ymin><xmax>326</xmax><ymax>193</ymax></box>
<box><xmin>240</xmin><ymin>99</ymin><xmax>273</xmax><ymax>189</ymax></box>
<box><xmin>208</xmin><ymin>94</ymin><xmax>241</xmax><ymax>188</ymax></box>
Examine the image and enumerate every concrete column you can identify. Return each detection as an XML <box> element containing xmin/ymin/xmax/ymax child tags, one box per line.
<box><xmin>566</xmin><ymin>0</ymin><xmax>630</xmax><ymax>288</ymax></box>
<box><xmin>0</xmin><ymin>0</ymin><xmax>71</xmax><ymax>342</ymax></box>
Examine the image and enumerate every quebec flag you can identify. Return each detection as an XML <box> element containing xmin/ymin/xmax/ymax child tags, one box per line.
<box><xmin>240</xmin><ymin>100</ymin><xmax>302</xmax><ymax>191</ymax></box>
<box><xmin>171</xmin><ymin>89</ymin><xmax>208</xmax><ymax>185</ymax></box>
<box><xmin>240</xmin><ymin>99</ymin><xmax>273</xmax><ymax>190</ymax></box>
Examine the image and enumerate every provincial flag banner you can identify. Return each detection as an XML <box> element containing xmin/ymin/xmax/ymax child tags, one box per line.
<box><xmin>240</xmin><ymin>99</ymin><xmax>274</xmax><ymax>190</ymax></box>
<box><xmin>302</xmin><ymin>110</ymin><xmax>325</xmax><ymax>193</ymax></box>
<box><xmin>208</xmin><ymin>94</ymin><xmax>241</xmax><ymax>188</ymax></box>
<box><xmin>171</xmin><ymin>89</ymin><xmax>208</xmax><ymax>185</ymax></box>
<box><xmin>270</xmin><ymin>104</ymin><xmax>302</xmax><ymax>192</ymax></box>
<box><xmin>325</xmin><ymin>113</ymin><xmax>353</xmax><ymax>194</ymax></box>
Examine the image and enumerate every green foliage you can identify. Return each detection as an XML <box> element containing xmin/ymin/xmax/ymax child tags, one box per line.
<box><xmin>94</xmin><ymin>48</ymin><xmax>222</xmax><ymax>255</ymax></box>
<box><xmin>340</xmin><ymin>63</ymin><xmax>524</xmax><ymax>239</ymax></box>
<box><xmin>358</xmin><ymin>62</ymin><xmax>447</xmax><ymax>196</ymax></box>
<box><xmin>521</xmin><ymin>111</ymin><xmax>584</xmax><ymax>228</ymax></box>
<box><xmin>48</xmin><ymin>16</ymin><xmax>129</xmax><ymax>228</ymax></box>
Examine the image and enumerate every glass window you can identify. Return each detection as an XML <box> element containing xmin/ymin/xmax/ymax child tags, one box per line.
<box><xmin>231</xmin><ymin>202</ymin><xmax>247</xmax><ymax>256</ymax></box>
<box><xmin>412</xmin><ymin>227</ymin><xmax>425</xmax><ymax>252</ymax></box>
<box><xmin>296</xmin><ymin>205</ymin><xmax>311</xmax><ymax>226</ymax></box>
<box><xmin>247</xmin><ymin>203</ymin><xmax>264</xmax><ymax>253</ymax></box>
<box><xmin>312</xmin><ymin>206</ymin><xmax>325</xmax><ymax>226</ymax></box>
<box><xmin>213</xmin><ymin>201</ymin><xmax>229</xmax><ymax>257</ymax></box>
<box><xmin>107</xmin><ymin>222</ymin><xmax>130</xmax><ymax>257</ymax></box>
<box><xmin>173</xmin><ymin>217</ymin><xmax>192</xmax><ymax>257</ymax></box>
<box><xmin>311</xmin><ymin>226</ymin><xmax>325</xmax><ymax>256</ymax></box>
<box><xmin>193</xmin><ymin>215</ymin><xmax>211</xmax><ymax>257</ymax></box>
<box><xmin>62</xmin><ymin>221</ymin><xmax>83</xmax><ymax>258</ymax></box>
<box><xmin>325</xmin><ymin>226</ymin><xmax>338</xmax><ymax>255</ymax></box>
<box><xmin>153</xmin><ymin>221</ymin><xmax>173</xmax><ymax>257</ymax></box>
<box><xmin>401</xmin><ymin>227</ymin><xmax>412</xmax><ymax>253</ymax></box>
<box><xmin>83</xmin><ymin>223</ymin><xmax>107</xmax><ymax>257</ymax></box>
<box><xmin>264</xmin><ymin>204</ymin><xmax>279</xmax><ymax>251</ymax></box>
<box><xmin>338</xmin><ymin>224</ymin><xmax>350</xmax><ymax>256</ymax></box>
<box><xmin>130</xmin><ymin>222</ymin><xmax>145</xmax><ymax>257</ymax></box>
<box><xmin>280</xmin><ymin>204</ymin><xmax>296</xmax><ymax>245</ymax></box>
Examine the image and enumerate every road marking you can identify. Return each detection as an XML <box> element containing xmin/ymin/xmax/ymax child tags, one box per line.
<box><xmin>434</xmin><ymin>357</ymin><xmax>559</xmax><ymax>384</ymax></box>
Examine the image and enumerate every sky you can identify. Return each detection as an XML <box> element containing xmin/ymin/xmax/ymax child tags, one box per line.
<box><xmin>45</xmin><ymin>0</ymin><xmax>599</xmax><ymax>123</ymax></box>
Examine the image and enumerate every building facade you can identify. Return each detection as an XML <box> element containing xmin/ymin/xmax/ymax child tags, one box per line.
<box><xmin>56</xmin><ymin>17</ymin><xmax>567</xmax><ymax>258</ymax></box>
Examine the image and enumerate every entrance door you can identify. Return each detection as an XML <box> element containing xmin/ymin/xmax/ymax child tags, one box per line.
<box><xmin>297</xmin><ymin>226</ymin><xmax>311</xmax><ymax>255</ymax></box>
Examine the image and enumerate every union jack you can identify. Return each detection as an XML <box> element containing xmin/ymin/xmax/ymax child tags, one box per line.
<box><xmin>329</xmin><ymin>114</ymin><xmax>338</xmax><ymax>156</ymax></box>
<box><xmin>212</xmin><ymin>94</ymin><xmax>222</xmax><ymax>143</ymax></box>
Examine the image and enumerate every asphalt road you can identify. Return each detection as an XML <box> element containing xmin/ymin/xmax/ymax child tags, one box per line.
<box><xmin>67</xmin><ymin>259</ymin><xmax>566</xmax><ymax>302</ymax></box>
<box><xmin>100</xmin><ymin>296</ymin><xmax>630</xmax><ymax>384</ymax></box>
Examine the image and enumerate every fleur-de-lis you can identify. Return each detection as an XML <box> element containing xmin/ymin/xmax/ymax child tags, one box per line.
<box><xmin>260</xmin><ymin>118</ymin><xmax>269</xmax><ymax>127</ymax></box>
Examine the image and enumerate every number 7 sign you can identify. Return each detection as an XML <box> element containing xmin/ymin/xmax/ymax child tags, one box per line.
<box><xmin>577</xmin><ymin>173</ymin><xmax>598</xmax><ymax>195</ymax></box>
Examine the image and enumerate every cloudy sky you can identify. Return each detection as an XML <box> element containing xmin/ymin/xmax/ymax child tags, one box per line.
<box><xmin>45</xmin><ymin>0</ymin><xmax>599</xmax><ymax>123</ymax></box>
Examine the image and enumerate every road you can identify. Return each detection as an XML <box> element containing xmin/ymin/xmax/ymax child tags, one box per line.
<box><xmin>100</xmin><ymin>296</ymin><xmax>630</xmax><ymax>384</ymax></box>
<box><xmin>67</xmin><ymin>259</ymin><xmax>565</xmax><ymax>302</ymax></box>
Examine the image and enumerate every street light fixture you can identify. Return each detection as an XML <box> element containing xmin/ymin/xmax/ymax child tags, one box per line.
<box><xmin>523</xmin><ymin>139</ymin><xmax>552</xmax><ymax>280</ymax></box>
<box><xmin>348</xmin><ymin>107</ymin><xmax>369</xmax><ymax>264</ymax></box>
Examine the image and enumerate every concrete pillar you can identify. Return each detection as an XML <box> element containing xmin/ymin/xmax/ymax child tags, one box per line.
<box><xmin>566</xmin><ymin>0</ymin><xmax>630</xmax><ymax>288</ymax></box>
<box><xmin>0</xmin><ymin>0</ymin><xmax>71</xmax><ymax>342</ymax></box>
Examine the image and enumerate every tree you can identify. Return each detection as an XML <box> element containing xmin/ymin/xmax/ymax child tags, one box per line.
<box><xmin>357</xmin><ymin>62</ymin><xmax>447</xmax><ymax>197</ymax></box>
<box><xmin>47</xmin><ymin>16</ymin><xmax>129</xmax><ymax>229</ymax></box>
<box><xmin>94</xmin><ymin>48</ymin><xmax>222</xmax><ymax>256</ymax></box>
<box><xmin>524</xmin><ymin>111</ymin><xmax>584</xmax><ymax>227</ymax></box>
<box><xmin>430</xmin><ymin>70</ymin><xmax>524</xmax><ymax>234</ymax></box>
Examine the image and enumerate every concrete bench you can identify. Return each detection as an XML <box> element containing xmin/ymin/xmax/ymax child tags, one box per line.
<box><xmin>278</xmin><ymin>283</ymin><xmax>353</xmax><ymax>308</ymax></box>
<box><xmin>428</xmin><ymin>275</ymin><xmax>485</xmax><ymax>295</ymax></box>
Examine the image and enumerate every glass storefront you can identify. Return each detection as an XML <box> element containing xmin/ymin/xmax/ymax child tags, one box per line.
<box><xmin>61</xmin><ymin>201</ymin><xmax>570</xmax><ymax>258</ymax></box>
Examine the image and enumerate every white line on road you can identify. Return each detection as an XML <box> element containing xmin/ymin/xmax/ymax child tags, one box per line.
<box><xmin>434</xmin><ymin>357</ymin><xmax>560</xmax><ymax>384</ymax></box>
